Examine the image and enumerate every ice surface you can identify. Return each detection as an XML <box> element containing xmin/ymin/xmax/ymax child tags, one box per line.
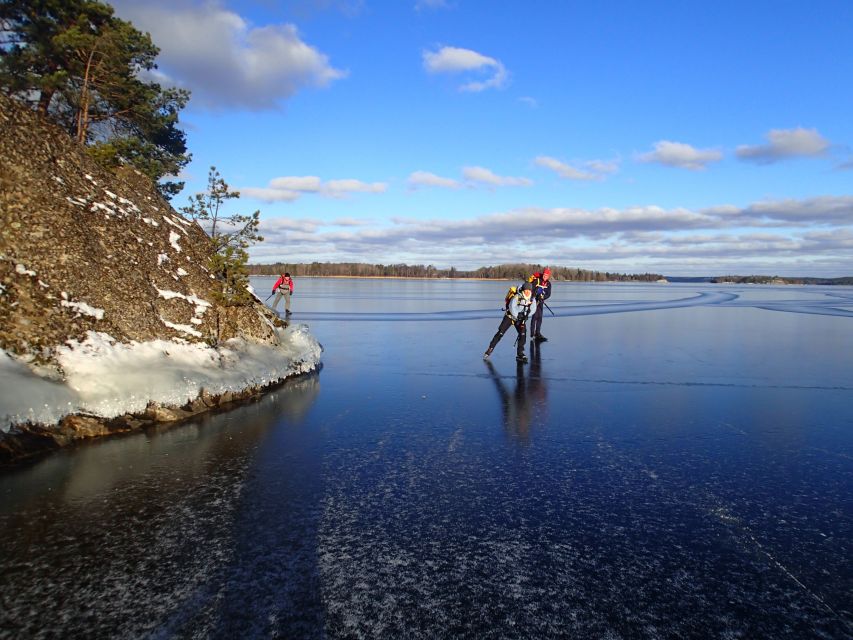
<box><xmin>0</xmin><ymin>281</ymin><xmax>849</xmax><ymax>638</ymax></box>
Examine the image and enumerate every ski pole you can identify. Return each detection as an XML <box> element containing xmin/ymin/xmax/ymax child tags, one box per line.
<box><xmin>264</xmin><ymin>291</ymin><xmax>274</xmax><ymax>302</ymax></box>
<box><xmin>543</xmin><ymin>301</ymin><xmax>555</xmax><ymax>317</ymax></box>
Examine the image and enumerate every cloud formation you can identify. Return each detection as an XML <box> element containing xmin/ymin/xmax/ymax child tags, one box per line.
<box><xmin>422</xmin><ymin>46</ymin><xmax>508</xmax><ymax>92</ymax></box>
<box><xmin>534</xmin><ymin>156</ymin><xmax>618</xmax><ymax>181</ymax></box>
<box><xmin>250</xmin><ymin>196</ymin><xmax>853</xmax><ymax>275</ymax></box>
<box><xmin>407</xmin><ymin>171</ymin><xmax>462</xmax><ymax>190</ymax></box>
<box><xmin>111</xmin><ymin>0</ymin><xmax>346</xmax><ymax>109</ymax></box>
<box><xmin>462</xmin><ymin>166</ymin><xmax>532</xmax><ymax>187</ymax></box>
<box><xmin>736</xmin><ymin>128</ymin><xmax>830</xmax><ymax>164</ymax></box>
<box><xmin>638</xmin><ymin>141</ymin><xmax>723</xmax><ymax>170</ymax></box>
<box><xmin>408</xmin><ymin>167</ymin><xmax>533</xmax><ymax>189</ymax></box>
<box><xmin>243</xmin><ymin>176</ymin><xmax>387</xmax><ymax>202</ymax></box>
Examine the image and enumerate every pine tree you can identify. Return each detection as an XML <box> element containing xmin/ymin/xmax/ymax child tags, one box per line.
<box><xmin>0</xmin><ymin>0</ymin><xmax>190</xmax><ymax>199</ymax></box>
<box><xmin>181</xmin><ymin>167</ymin><xmax>263</xmax><ymax>305</ymax></box>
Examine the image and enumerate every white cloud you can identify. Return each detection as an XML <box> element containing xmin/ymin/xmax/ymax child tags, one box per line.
<box><xmin>534</xmin><ymin>156</ymin><xmax>613</xmax><ymax>181</ymax></box>
<box><xmin>462</xmin><ymin>166</ymin><xmax>532</xmax><ymax>187</ymax></box>
<box><xmin>638</xmin><ymin>141</ymin><xmax>723</xmax><ymax>170</ymax></box>
<box><xmin>422</xmin><ymin>46</ymin><xmax>508</xmax><ymax>92</ymax></box>
<box><xmin>269</xmin><ymin>176</ymin><xmax>323</xmax><ymax>192</ymax></box>
<box><xmin>331</xmin><ymin>218</ymin><xmax>373</xmax><ymax>227</ymax></box>
<box><xmin>240</xmin><ymin>187</ymin><xmax>302</xmax><ymax>202</ymax></box>
<box><xmin>247</xmin><ymin>195</ymin><xmax>853</xmax><ymax>275</ymax></box>
<box><xmin>741</xmin><ymin>196</ymin><xmax>853</xmax><ymax>225</ymax></box>
<box><xmin>585</xmin><ymin>159</ymin><xmax>620</xmax><ymax>175</ymax></box>
<box><xmin>407</xmin><ymin>171</ymin><xmax>462</xmax><ymax>190</ymax></box>
<box><xmin>111</xmin><ymin>0</ymin><xmax>346</xmax><ymax>110</ymax></box>
<box><xmin>737</xmin><ymin>127</ymin><xmax>831</xmax><ymax>163</ymax></box>
<box><xmin>323</xmin><ymin>179</ymin><xmax>388</xmax><ymax>198</ymax></box>
<box><xmin>518</xmin><ymin>96</ymin><xmax>538</xmax><ymax>108</ymax></box>
<box><xmin>243</xmin><ymin>176</ymin><xmax>387</xmax><ymax>202</ymax></box>
<box><xmin>260</xmin><ymin>217</ymin><xmax>322</xmax><ymax>233</ymax></box>
<box><xmin>408</xmin><ymin>167</ymin><xmax>532</xmax><ymax>189</ymax></box>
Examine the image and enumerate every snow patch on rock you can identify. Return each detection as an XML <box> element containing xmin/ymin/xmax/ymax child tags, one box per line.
<box><xmin>160</xmin><ymin>317</ymin><xmax>202</xmax><ymax>337</ymax></box>
<box><xmin>61</xmin><ymin>299</ymin><xmax>105</xmax><ymax>320</ymax></box>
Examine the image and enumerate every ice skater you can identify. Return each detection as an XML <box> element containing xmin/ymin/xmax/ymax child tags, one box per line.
<box><xmin>528</xmin><ymin>267</ymin><xmax>552</xmax><ymax>342</ymax></box>
<box><xmin>271</xmin><ymin>272</ymin><xmax>294</xmax><ymax>315</ymax></box>
<box><xmin>484</xmin><ymin>282</ymin><xmax>537</xmax><ymax>363</ymax></box>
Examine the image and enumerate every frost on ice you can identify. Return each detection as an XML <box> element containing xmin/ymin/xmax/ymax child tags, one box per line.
<box><xmin>0</xmin><ymin>326</ymin><xmax>322</xmax><ymax>431</ymax></box>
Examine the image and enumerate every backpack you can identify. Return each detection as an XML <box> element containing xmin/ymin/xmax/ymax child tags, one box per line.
<box><xmin>504</xmin><ymin>283</ymin><xmax>526</xmax><ymax>310</ymax></box>
<box><xmin>503</xmin><ymin>286</ymin><xmax>518</xmax><ymax>310</ymax></box>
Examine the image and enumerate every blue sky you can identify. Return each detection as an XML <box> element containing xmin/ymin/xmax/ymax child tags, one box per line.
<box><xmin>110</xmin><ymin>0</ymin><xmax>853</xmax><ymax>276</ymax></box>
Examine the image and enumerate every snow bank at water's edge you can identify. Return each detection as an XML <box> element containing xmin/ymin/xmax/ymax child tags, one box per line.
<box><xmin>0</xmin><ymin>324</ymin><xmax>322</xmax><ymax>432</ymax></box>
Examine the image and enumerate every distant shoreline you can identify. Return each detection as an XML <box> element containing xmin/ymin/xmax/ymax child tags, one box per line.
<box><xmin>250</xmin><ymin>274</ymin><xmax>853</xmax><ymax>285</ymax></box>
<box><xmin>251</xmin><ymin>274</ymin><xmax>666</xmax><ymax>283</ymax></box>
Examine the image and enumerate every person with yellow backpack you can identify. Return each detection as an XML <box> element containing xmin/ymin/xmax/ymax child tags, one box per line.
<box><xmin>483</xmin><ymin>282</ymin><xmax>538</xmax><ymax>363</ymax></box>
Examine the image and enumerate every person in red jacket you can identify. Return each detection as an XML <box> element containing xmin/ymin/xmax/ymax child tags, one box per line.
<box><xmin>528</xmin><ymin>267</ymin><xmax>552</xmax><ymax>342</ymax></box>
<box><xmin>271</xmin><ymin>272</ymin><xmax>294</xmax><ymax>315</ymax></box>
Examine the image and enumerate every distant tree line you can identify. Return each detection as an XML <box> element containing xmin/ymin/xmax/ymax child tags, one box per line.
<box><xmin>247</xmin><ymin>262</ymin><xmax>664</xmax><ymax>282</ymax></box>
<box><xmin>712</xmin><ymin>275</ymin><xmax>853</xmax><ymax>285</ymax></box>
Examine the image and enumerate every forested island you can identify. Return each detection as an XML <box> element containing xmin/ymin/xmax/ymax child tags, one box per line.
<box><xmin>247</xmin><ymin>262</ymin><xmax>665</xmax><ymax>282</ymax></box>
<box><xmin>711</xmin><ymin>275</ymin><xmax>853</xmax><ymax>285</ymax></box>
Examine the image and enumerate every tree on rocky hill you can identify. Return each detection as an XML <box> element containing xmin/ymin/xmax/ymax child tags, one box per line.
<box><xmin>0</xmin><ymin>0</ymin><xmax>190</xmax><ymax>199</ymax></box>
<box><xmin>181</xmin><ymin>166</ymin><xmax>263</xmax><ymax>305</ymax></box>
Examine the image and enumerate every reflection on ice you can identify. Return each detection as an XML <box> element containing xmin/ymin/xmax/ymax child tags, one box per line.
<box><xmin>483</xmin><ymin>343</ymin><xmax>548</xmax><ymax>442</ymax></box>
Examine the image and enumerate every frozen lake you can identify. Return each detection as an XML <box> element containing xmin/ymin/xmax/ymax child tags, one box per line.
<box><xmin>1</xmin><ymin>279</ymin><xmax>851</xmax><ymax>638</ymax></box>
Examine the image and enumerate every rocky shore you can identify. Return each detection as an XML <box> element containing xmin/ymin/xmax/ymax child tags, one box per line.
<box><xmin>0</xmin><ymin>95</ymin><xmax>320</xmax><ymax>465</ymax></box>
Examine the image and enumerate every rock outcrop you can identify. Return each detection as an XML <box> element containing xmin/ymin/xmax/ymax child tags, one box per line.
<box><xmin>0</xmin><ymin>95</ymin><xmax>311</xmax><ymax>463</ymax></box>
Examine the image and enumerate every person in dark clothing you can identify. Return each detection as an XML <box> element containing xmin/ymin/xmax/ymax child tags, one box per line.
<box><xmin>528</xmin><ymin>267</ymin><xmax>552</xmax><ymax>342</ymax></box>
<box><xmin>484</xmin><ymin>282</ymin><xmax>537</xmax><ymax>363</ymax></box>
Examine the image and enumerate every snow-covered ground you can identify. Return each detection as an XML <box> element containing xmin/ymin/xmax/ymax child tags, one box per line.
<box><xmin>0</xmin><ymin>325</ymin><xmax>322</xmax><ymax>432</ymax></box>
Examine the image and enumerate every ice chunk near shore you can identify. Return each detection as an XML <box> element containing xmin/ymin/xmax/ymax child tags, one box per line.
<box><xmin>0</xmin><ymin>325</ymin><xmax>322</xmax><ymax>433</ymax></box>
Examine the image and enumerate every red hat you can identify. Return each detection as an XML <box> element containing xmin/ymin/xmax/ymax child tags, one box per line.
<box><xmin>543</xmin><ymin>267</ymin><xmax>551</xmax><ymax>275</ymax></box>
